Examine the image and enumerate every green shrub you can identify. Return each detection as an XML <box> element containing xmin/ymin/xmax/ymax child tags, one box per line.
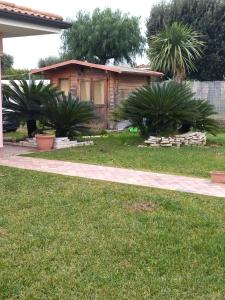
<box><xmin>114</xmin><ymin>81</ymin><xmax>219</xmax><ymax>137</ymax></box>
<box><xmin>43</xmin><ymin>93</ymin><xmax>95</xmax><ymax>138</ymax></box>
<box><xmin>3</xmin><ymin>80</ymin><xmax>58</xmax><ymax>137</ymax></box>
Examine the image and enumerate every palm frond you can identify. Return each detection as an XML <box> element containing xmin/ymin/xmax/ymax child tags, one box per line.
<box><xmin>114</xmin><ymin>81</ymin><xmax>219</xmax><ymax>137</ymax></box>
<box><xmin>43</xmin><ymin>94</ymin><xmax>96</xmax><ymax>138</ymax></box>
<box><xmin>148</xmin><ymin>22</ymin><xmax>205</xmax><ymax>80</ymax></box>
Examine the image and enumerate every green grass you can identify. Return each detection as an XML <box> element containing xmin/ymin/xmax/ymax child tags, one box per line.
<box><xmin>28</xmin><ymin>131</ymin><xmax>225</xmax><ymax>178</ymax></box>
<box><xmin>4</xmin><ymin>127</ymin><xmax>55</xmax><ymax>141</ymax></box>
<box><xmin>0</xmin><ymin>166</ymin><xmax>225</xmax><ymax>299</ymax></box>
<box><xmin>4</xmin><ymin>127</ymin><xmax>27</xmax><ymax>141</ymax></box>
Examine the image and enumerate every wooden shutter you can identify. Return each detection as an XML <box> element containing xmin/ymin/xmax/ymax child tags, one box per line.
<box><xmin>93</xmin><ymin>80</ymin><xmax>105</xmax><ymax>105</ymax></box>
<box><xmin>80</xmin><ymin>80</ymin><xmax>91</xmax><ymax>101</ymax></box>
<box><xmin>59</xmin><ymin>79</ymin><xmax>70</xmax><ymax>95</ymax></box>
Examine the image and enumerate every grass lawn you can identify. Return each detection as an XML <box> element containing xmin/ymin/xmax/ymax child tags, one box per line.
<box><xmin>28</xmin><ymin>131</ymin><xmax>225</xmax><ymax>178</ymax></box>
<box><xmin>1</xmin><ymin>166</ymin><xmax>225</xmax><ymax>299</ymax></box>
<box><xmin>4</xmin><ymin>127</ymin><xmax>27</xmax><ymax>141</ymax></box>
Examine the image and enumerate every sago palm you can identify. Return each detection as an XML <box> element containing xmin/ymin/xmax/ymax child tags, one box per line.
<box><xmin>3</xmin><ymin>80</ymin><xmax>58</xmax><ymax>137</ymax></box>
<box><xmin>114</xmin><ymin>81</ymin><xmax>219</xmax><ymax>137</ymax></box>
<box><xmin>184</xmin><ymin>99</ymin><xmax>219</xmax><ymax>135</ymax></box>
<box><xmin>43</xmin><ymin>94</ymin><xmax>95</xmax><ymax>138</ymax></box>
<box><xmin>148</xmin><ymin>22</ymin><xmax>204</xmax><ymax>82</ymax></box>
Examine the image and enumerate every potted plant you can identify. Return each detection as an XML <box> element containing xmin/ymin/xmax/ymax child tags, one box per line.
<box><xmin>210</xmin><ymin>171</ymin><xmax>225</xmax><ymax>184</ymax></box>
<box><xmin>35</xmin><ymin>132</ymin><xmax>55</xmax><ymax>151</ymax></box>
<box><xmin>43</xmin><ymin>94</ymin><xmax>95</xmax><ymax>146</ymax></box>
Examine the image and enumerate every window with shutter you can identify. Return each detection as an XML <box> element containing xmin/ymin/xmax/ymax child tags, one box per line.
<box><xmin>59</xmin><ymin>79</ymin><xmax>70</xmax><ymax>95</ymax></box>
<box><xmin>80</xmin><ymin>80</ymin><xmax>91</xmax><ymax>101</ymax></box>
<box><xmin>93</xmin><ymin>80</ymin><xmax>105</xmax><ymax>105</ymax></box>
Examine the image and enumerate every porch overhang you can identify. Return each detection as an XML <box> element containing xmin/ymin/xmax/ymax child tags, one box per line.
<box><xmin>0</xmin><ymin>17</ymin><xmax>64</xmax><ymax>37</ymax></box>
<box><xmin>0</xmin><ymin>1</ymin><xmax>71</xmax><ymax>148</ymax></box>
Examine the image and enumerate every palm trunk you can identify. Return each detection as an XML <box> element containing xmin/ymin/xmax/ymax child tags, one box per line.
<box><xmin>26</xmin><ymin>120</ymin><xmax>37</xmax><ymax>138</ymax></box>
<box><xmin>174</xmin><ymin>70</ymin><xmax>185</xmax><ymax>83</ymax></box>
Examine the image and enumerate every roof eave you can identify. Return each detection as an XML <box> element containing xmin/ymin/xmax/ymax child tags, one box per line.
<box><xmin>31</xmin><ymin>60</ymin><xmax>164</xmax><ymax>77</ymax></box>
<box><xmin>121</xmin><ymin>71</ymin><xmax>164</xmax><ymax>77</ymax></box>
<box><xmin>0</xmin><ymin>10</ymin><xmax>71</xmax><ymax>29</ymax></box>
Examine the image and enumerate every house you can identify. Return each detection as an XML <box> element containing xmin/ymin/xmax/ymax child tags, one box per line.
<box><xmin>32</xmin><ymin>60</ymin><xmax>164</xmax><ymax>128</ymax></box>
<box><xmin>0</xmin><ymin>0</ymin><xmax>70</xmax><ymax>148</ymax></box>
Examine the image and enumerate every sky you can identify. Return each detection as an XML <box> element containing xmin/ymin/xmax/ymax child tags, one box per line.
<box><xmin>3</xmin><ymin>0</ymin><xmax>161</xmax><ymax>69</ymax></box>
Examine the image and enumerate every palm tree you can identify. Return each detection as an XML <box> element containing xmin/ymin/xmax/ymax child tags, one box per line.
<box><xmin>114</xmin><ymin>81</ymin><xmax>219</xmax><ymax>137</ymax></box>
<box><xmin>148</xmin><ymin>22</ymin><xmax>204</xmax><ymax>82</ymax></box>
<box><xmin>43</xmin><ymin>93</ymin><xmax>95</xmax><ymax>138</ymax></box>
<box><xmin>3</xmin><ymin>80</ymin><xmax>59</xmax><ymax>137</ymax></box>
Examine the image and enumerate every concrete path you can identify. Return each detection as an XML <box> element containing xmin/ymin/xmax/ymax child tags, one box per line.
<box><xmin>1</xmin><ymin>145</ymin><xmax>225</xmax><ymax>198</ymax></box>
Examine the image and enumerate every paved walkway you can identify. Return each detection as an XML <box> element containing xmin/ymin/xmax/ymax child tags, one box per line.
<box><xmin>1</xmin><ymin>145</ymin><xmax>225</xmax><ymax>198</ymax></box>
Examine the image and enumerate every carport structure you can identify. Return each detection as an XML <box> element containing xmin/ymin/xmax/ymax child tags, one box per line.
<box><xmin>0</xmin><ymin>0</ymin><xmax>70</xmax><ymax>147</ymax></box>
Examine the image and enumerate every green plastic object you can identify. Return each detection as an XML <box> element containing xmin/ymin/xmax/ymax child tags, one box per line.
<box><xmin>129</xmin><ymin>127</ymin><xmax>138</xmax><ymax>133</ymax></box>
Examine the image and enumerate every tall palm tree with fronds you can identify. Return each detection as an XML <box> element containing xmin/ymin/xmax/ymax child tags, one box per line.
<box><xmin>148</xmin><ymin>22</ymin><xmax>204</xmax><ymax>82</ymax></box>
<box><xmin>3</xmin><ymin>80</ymin><xmax>59</xmax><ymax>137</ymax></box>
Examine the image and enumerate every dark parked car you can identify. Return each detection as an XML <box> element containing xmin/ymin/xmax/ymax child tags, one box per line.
<box><xmin>3</xmin><ymin>115</ymin><xmax>20</xmax><ymax>132</ymax></box>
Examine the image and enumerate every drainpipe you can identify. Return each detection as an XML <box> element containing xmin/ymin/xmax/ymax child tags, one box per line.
<box><xmin>0</xmin><ymin>33</ymin><xmax>3</xmax><ymax>148</ymax></box>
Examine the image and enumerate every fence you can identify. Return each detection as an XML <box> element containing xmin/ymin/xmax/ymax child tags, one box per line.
<box><xmin>190</xmin><ymin>81</ymin><xmax>225</xmax><ymax>120</ymax></box>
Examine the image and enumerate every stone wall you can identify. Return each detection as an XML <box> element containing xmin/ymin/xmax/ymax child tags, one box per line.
<box><xmin>144</xmin><ymin>132</ymin><xmax>207</xmax><ymax>148</ymax></box>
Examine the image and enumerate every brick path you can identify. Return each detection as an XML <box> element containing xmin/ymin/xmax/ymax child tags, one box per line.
<box><xmin>1</xmin><ymin>145</ymin><xmax>225</xmax><ymax>198</ymax></box>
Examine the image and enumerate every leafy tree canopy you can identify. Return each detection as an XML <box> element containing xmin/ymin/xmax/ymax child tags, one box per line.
<box><xmin>61</xmin><ymin>8</ymin><xmax>145</xmax><ymax>65</ymax></box>
<box><xmin>1</xmin><ymin>53</ymin><xmax>31</xmax><ymax>80</ymax></box>
<box><xmin>2</xmin><ymin>68</ymin><xmax>30</xmax><ymax>80</ymax></box>
<box><xmin>38</xmin><ymin>56</ymin><xmax>63</xmax><ymax>68</ymax></box>
<box><xmin>146</xmin><ymin>0</ymin><xmax>225</xmax><ymax>80</ymax></box>
<box><xmin>1</xmin><ymin>53</ymin><xmax>14</xmax><ymax>74</ymax></box>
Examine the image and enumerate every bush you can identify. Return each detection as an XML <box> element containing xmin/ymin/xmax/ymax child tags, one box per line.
<box><xmin>3</xmin><ymin>80</ymin><xmax>58</xmax><ymax>137</ymax></box>
<box><xmin>114</xmin><ymin>81</ymin><xmax>219</xmax><ymax>137</ymax></box>
<box><xmin>43</xmin><ymin>93</ymin><xmax>95</xmax><ymax>138</ymax></box>
<box><xmin>3</xmin><ymin>80</ymin><xmax>96</xmax><ymax>139</ymax></box>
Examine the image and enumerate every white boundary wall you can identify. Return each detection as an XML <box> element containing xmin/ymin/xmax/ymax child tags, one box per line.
<box><xmin>190</xmin><ymin>81</ymin><xmax>225</xmax><ymax>120</ymax></box>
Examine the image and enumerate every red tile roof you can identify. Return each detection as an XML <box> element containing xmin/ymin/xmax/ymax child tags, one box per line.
<box><xmin>0</xmin><ymin>1</ymin><xmax>63</xmax><ymax>21</ymax></box>
<box><xmin>32</xmin><ymin>60</ymin><xmax>164</xmax><ymax>77</ymax></box>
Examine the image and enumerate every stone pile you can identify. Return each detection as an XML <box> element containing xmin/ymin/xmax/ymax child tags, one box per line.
<box><xmin>54</xmin><ymin>137</ymin><xmax>93</xmax><ymax>149</ymax></box>
<box><xmin>4</xmin><ymin>137</ymin><xmax>94</xmax><ymax>149</ymax></box>
<box><xmin>144</xmin><ymin>132</ymin><xmax>207</xmax><ymax>148</ymax></box>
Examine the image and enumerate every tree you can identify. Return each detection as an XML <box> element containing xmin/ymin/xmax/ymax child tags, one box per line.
<box><xmin>148</xmin><ymin>22</ymin><xmax>204</xmax><ymax>82</ymax></box>
<box><xmin>114</xmin><ymin>82</ymin><xmax>219</xmax><ymax>137</ymax></box>
<box><xmin>2</xmin><ymin>68</ymin><xmax>30</xmax><ymax>80</ymax></box>
<box><xmin>38</xmin><ymin>56</ymin><xmax>63</xmax><ymax>68</ymax></box>
<box><xmin>146</xmin><ymin>0</ymin><xmax>225</xmax><ymax>80</ymax></box>
<box><xmin>3</xmin><ymin>80</ymin><xmax>59</xmax><ymax>137</ymax></box>
<box><xmin>1</xmin><ymin>53</ymin><xmax>14</xmax><ymax>74</ymax></box>
<box><xmin>61</xmin><ymin>8</ymin><xmax>145</xmax><ymax>65</ymax></box>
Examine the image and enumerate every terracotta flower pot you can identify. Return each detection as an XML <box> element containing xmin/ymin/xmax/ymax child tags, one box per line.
<box><xmin>210</xmin><ymin>171</ymin><xmax>225</xmax><ymax>184</ymax></box>
<box><xmin>35</xmin><ymin>134</ymin><xmax>55</xmax><ymax>151</ymax></box>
